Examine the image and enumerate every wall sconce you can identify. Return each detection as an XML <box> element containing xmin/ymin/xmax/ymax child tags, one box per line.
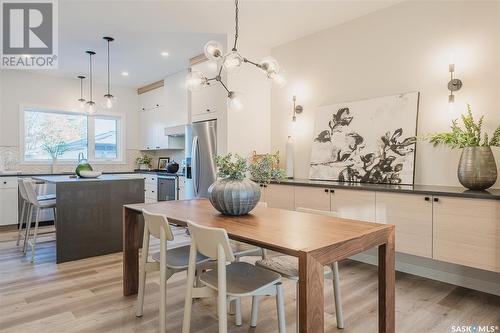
<box><xmin>448</xmin><ymin>63</ymin><xmax>463</xmax><ymax>103</ymax></box>
<box><xmin>292</xmin><ymin>95</ymin><xmax>303</xmax><ymax>123</ymax></box>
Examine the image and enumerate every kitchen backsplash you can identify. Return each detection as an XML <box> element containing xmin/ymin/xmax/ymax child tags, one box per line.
<box><xmin>139</xmin><ymin>149</ymin><xmax>185</xmax><ymax>169</ymax></box>
<box><xmin>0</xmin><ymin>146</ymin><xmax>141</xmax><ymax>173</ymax></box>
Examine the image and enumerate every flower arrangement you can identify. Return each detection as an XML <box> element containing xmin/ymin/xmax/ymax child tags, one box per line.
<box><xmin>42</xmin><ymin>140</ymin><xmax>68</xmax><ymax>160</ymax></box>
<box><xmin>427</xmin><ymin>105</ymin><xmax>500</xmax><ymax>148</ymax></box>
<box><xmin>249</xmin><ymin>153</ymin><xmax>285</xmax><ymax>184</ymax></box>
<box><xmin>214</xmin><ymin>153</ymin><xmax>248</xmax><ymax>180</ymax></box>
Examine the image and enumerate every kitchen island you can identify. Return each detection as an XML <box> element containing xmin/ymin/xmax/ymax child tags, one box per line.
<box><xmin>34</xmin><ymin>175</ymin><xmax>144</xmax><ymax>263</ymax></box>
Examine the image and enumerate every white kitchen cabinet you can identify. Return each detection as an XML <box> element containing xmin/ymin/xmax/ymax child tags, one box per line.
<box><xmin>139</xmin><ymin>87</ymin><xmax>165</xmax><ymax>112</ymax></box>
<box><xmin>330</xmin><ymin>189</ymin><xmax>376</xmax><ymax>222</ymax></box>
<box><xmin>260</xmin><ymin>184</ymin><xmax>295</xmax><ymax>210</ymax></box>
<box><xmin>142</xmin><ymin>174</ymin><xmax>158</xmax><ymax>203</ymax></box>
<box><xmin>138</xmin><ymin>72</ymin><xmax>189</xmax><ymax>151</ymax></box>
<box><xmin>376</xmin><ymin>192</ymin><xmax>433</xmax><ymax>258</ymax></box>
<box><xmin>190</xmin><ymin>60</ymin><xmax>226</xmax><ymax>122</ymax></box>
<box><xmin>433</xmin><ymin>196</ymin><xmax>500</xmax><ymax>273</ymax></box>
<box><xmin>0</xmin><ymin>177</ymin><xmax>18</xmax><ymax>226</ymax></box>
<box><xmin>294</xmin><ymin>185</ymin><xmax>331</xmax><ymax>211</ymax></box>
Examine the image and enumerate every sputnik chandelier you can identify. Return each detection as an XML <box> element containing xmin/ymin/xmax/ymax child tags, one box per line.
<box><xmin>186</xmin><ymin>0</ymin><xmax>286</xmax><ymax>111</ymax></box>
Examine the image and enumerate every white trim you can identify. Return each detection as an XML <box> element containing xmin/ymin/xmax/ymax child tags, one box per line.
<box><xmin>18</xmin><ymin>103</ymin><xmax>126</xmax><ymax>164</ymax></box>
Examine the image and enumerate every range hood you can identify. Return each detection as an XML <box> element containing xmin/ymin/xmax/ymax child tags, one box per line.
<box><xmin>164</xmin><ymin>125</ymin><xmax>185</xmax><ymax>137</ymax></box>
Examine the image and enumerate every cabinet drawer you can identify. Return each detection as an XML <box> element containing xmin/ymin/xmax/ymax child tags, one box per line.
<box><xmin>142</xmin><ymin>174</ymin><xmax>158</xmax><ymax>184</ymax></box>
<box><xmin>262</xmin><ymin>184</ymin><xmax>294</xmax><ymax>210</ymax></box>
<box><xmin>145</xmin><ymin>188</ymin><xmax>157</xmax><ymax>200</ymax></box>
<box><xmin>145</xmin><ymin>182</ymin><xmax>156</xmax><ymax>193</ymax></box>
<box><xmin>0</xmin><ymin>177</ymin><xmax>18</xmax><ymax>189</ymax></box>
<box><xmin>433</xmin><ymin>197</ymin><xmax>500</xmax><ymax>273</ymax></box>
<box><xmin>294</xmin><ymin>186</ymin><xmax>331</xmax><ymax>211</ymax></box>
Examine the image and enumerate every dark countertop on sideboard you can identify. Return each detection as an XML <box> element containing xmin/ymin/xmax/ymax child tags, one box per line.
<box><xmin>0</xmin><ymin>170</ymin><xmax>184</xmax><ymax>178</ymax></box>
<box><xmin>270</xmin><ymin>178</ymin><xmax>500</xmax><ymax>200</ymax></box>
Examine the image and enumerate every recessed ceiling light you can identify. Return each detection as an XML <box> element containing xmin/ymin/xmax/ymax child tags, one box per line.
<box><xmin>121</xmin><ymin>71</ymin><xmax>129</xmax><ymax>76</ymax></box>
<box><xmin>161</xmin><ymin>51</ymin><xmax>169</xmax><ymax>57</ymax></box>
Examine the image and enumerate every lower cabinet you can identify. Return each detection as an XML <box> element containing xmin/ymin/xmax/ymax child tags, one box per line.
<box><xmin>433</xmin><ymin>196</ymin><xmax>500</xmax><ymax>273</ymax></box>
<box><xmin>261</xmin><ymin>184</ymin><xmax>294</xmax><ymax>210</ymax></box>
<box><xmin>331</xmin><ymin>189</ymin><xmax>376</xmax><ymax>222</ymax></box>
<box><xmin>0</xmin><ymin>178</ymin><xmax>18</xmax><ymax>226</ymax></box>
<box><xmin>376</xmin><ymin>192</ymin><xmax>433</xmax><ymax>258</ymax></box>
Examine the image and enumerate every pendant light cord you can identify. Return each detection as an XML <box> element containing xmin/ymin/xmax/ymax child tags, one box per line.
<box><xmin>232</xmin><ymin>0</ymin><xmax>239</xmax><ymax>51</ymax></box>
<box><xmin>80</xmin><ymin>78</ymin><xmax>83</xmax><ymax>99</ymax></box>
<box><xmin>89</xmin><ymin>53</ymin><xmax>93</xmax><ymax>101</ymax></box>
<box><xmin>107</xmin><ymin>40</ymin><xmax>110</xmax><ymax>94</ymax></box>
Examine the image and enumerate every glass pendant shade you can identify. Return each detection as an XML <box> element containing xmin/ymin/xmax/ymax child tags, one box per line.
<box><xmin>268</xmin><ymin>71</ymin><xmax>287</xmax><ymax>87</ymax></box>
<box><xmin>204</xmin><ymin>40</ymin><xmax>223</xmax><ymax>60</ymax></box>
<box><xmin>86</xmin><ymin>101</ymin><xmax>97</xmax><ymax>115</ymax></box>
<box><xmin>78</xmin><ymin>98</ymin><xmax>86</xmax><ymax>108</ymax></box>
<box><xmin>259</xmin><ymin>56</ymin><xmax>280</xmax><ymax>75</ymax></box>
<box><xmin>102</xmin><ymin>94</ymin><xmax>116</xmax><ymax>109</ymax></box>
<box><xmin>228</xmin><ymin>92</ymin><xmax>244</xmax><ymax>111</ymax></box>
<box><xmin>223</xmin><ymin>51</ymin><xmax>244</xmax><ymax>72</ymax></box>
<box><xmin>186</xmin><ymin>71</ymin><xmax>207</xmax><ymax>92</ymax></box>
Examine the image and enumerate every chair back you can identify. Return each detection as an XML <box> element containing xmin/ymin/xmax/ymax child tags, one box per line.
<box><xmin>142</xmin><ymin>209</ymin><xmax>174</xmax><ymax>241</ymax></box>
<box><xmin>18</xmin><ymin>178</ymin><xmax>29</xmax><ymax>201</ymax></box>
<box><xmin>296</xmin><ymin>207</ymin><xmax>339</xmax><ymax>217</ymax></box>
<box><xmin>187</xmin><ymin>220</ymin><xmax>235</xmax><ymax>262</ymax></box>
<box><xmin>23</xmin><ymin>179</ymin><xmax>40</xmax><ymax>206</ymax></box>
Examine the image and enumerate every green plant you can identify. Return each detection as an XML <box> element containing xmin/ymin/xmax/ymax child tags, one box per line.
<box><xmin>428</xmin><ymin>105</ymin><xmax>500</xmax><ymax>149</ymax></box>
<box><xmin>42</xmin><ymin>140</ymin><xmax>68</xmax><ymax>159</ymax></box>
<box><xmin>215</xmin><ymin>153</ymin><xmax>248</xmax><ymax>180</ymax></box>
<box><xmin>249</xmin><ymin>153</ymin><xmax>286</xmax><ymax>184</ymax></box>
<box><xmin>136</xmin><ymin>155</ymin><xmax>152</xmax><ymax>167</ymax></box>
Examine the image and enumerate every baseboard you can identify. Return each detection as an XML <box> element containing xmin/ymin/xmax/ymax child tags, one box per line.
<box><xmin>350</xmin><ymin>250</ymin><xmax>500</xmax><ymax>296</ymax></box>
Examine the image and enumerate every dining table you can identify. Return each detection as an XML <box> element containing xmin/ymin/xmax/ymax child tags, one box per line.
<box><xmin>122</xmin><ymin>199</ymin><xmax>395</xmax><ymax>333</ymax></box>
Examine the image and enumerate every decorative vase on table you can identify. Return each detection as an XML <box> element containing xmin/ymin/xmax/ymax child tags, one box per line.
<box><xmin>208</xmin><ymin>178</ymin><xmax>261</xmax><ymax>216</ymax></box>
<box><xmin>458</xmin><ymin>146</ymin><xmax>497</xmax><ymax>191</ymax></box>
<box><xmin>51</xmin><ymin>158</ymin><xmax>58</xmax><ymax>174</ymax></box>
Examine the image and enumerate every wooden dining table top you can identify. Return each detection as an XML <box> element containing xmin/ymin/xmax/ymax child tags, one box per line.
<box><xmin>124</xmin><ymin>199</ymin><xmax>392</xmax><ymax>258</ymax></box>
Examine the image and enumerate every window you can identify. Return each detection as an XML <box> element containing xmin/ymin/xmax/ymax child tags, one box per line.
<box><xmin>21</xmin><ymin>106</ymin><xmax>123</xmax><ymax>163</ymax></box>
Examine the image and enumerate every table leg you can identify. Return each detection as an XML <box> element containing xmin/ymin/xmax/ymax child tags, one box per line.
<box><xmin>123</xmin><ymin>207</ymin><xmax>140</xmax><ymax>296</ymax></box>
<box><xmin>378</xmin><ymin>229</ymin><xmax>395</xmax><ymax>333</ymax></box>
<box><xmin>298</xmin><ymin>252</ymin><xmax>325</xmax><ymax>333</ymax></box>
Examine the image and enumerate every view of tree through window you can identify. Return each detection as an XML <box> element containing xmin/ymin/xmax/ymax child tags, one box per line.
<box><xmin>94</xmin><ymin>118</ymin><xmax>118</xmax><ymax>159</ymax></box>
<box><xmin>24</xmin><ymin>109</ymin><xmax>88</xmax><ymax>160</ymax></box>
<box><xmin>23</xmin><ymin>108</ymin><xmax>121</xmax><ymax>162</ymax></box>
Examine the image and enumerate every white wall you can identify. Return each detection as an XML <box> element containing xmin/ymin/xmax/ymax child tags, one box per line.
<box><xmin>0</xmin><ymin>70</ymin><xmax>140</xmax><ymax>172</ymax></box>
<box><xmin>226</xmin><ymin>39</ymin><xmax>272</xmax><ymax>156</ymax></box>
<box><xmin>271</xmin><ymin>0</ymin><xmax>500</xmax><ymax>188</ymax></box>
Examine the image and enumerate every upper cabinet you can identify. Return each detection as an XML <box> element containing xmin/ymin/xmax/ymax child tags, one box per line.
<box><xmin>190</xmin><ymin>60</ymin><xmax>226</xmax><ymax>122</ymax></box>
<box><xmin>138</xmin><ymin>71</ymin><xmax>188</xmax><ymax>151</ymax></box>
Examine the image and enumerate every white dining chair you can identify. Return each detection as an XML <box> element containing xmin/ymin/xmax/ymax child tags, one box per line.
<box><xmin>136</xmin><ymin>209</ymin><xmax>212</xmax><ymax>332</ymax></box>
<box><xmin>23</xmin><ymin>179</ymin><xmax>57</xmax><ymax>262</ymax></box>
<box><xmin>16</xmin><ymin>179</ymin><xmax>56</xmax><ymax>251</ymax></box>
<box><xmin>255</xmin><ymin>207</ymin><xmax>345</xmax><ymax>331</ymax></box>
<box><xmin>182</xmin><ymin>220</ymin><xmax>286</xmax><ymax>333</ymax></box>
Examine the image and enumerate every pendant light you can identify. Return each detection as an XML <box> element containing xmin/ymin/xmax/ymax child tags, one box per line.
<box><xmin>187</xmin><ymin>0</ymin><xmax>286</xmax><ymax>111</ymax></box>
<box><xmin>102</xmin><ymin>36</ymin><xmax>116</xmax><ymax>109</ymax></box>
<box><xmin>85</xmin><ymin>50</ymin><xmax>97</xmax><ymax>115</ymax></box>
<box><xmin>77</xmin><ymin>75</ymin><xmax>86</xmax><ymax>108</ymax></box>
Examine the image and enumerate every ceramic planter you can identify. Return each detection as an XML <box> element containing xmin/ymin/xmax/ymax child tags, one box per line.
<box><xmin>208</xmin><ymin>178</ymin><xmax>261</xmax><ymax>216</ymax></box>
<box><xmin>458</xmin><ymin>146</ymin><xmax>497</xmax><ymax>190</ymax></box>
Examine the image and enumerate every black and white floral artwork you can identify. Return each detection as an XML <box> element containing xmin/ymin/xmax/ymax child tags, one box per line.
<box><xmin>309</xmin><ymin>92</ymin><xmax>419</xmax><ymax>184</ymax></box>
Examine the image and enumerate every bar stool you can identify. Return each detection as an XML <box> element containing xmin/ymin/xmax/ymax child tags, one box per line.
<box><xmin>136</xmin><ymin>210</ymin><xmax>212</xmax><ymax>333</ymax></box>
<box><xmin>16</xmin><ymin>178</ymin><xmax>56</xmax><ymax>251</ymax></box>
<box><xmin>23</xmin><ymin>179</ymin><xmax>57</xmax><ymax>262</ymax></box>
<box><xmin>182</xmin><ymin>220</ymin><xmax>286</xmax><ymax>333</ymax></box>
<box><xmin>255</xmin><ymin>207</ymin><xmax>345</xmax><ymax>331</ymax></box>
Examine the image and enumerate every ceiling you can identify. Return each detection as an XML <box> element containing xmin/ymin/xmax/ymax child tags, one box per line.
<box><xmin>40</xmin><ymin>0</ymin><xmax>401</xmax><ymax>88</ymax></box>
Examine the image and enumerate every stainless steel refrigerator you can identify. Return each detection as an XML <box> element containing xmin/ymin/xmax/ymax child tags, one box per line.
<box><xmin>185</xmin><ymin>120</ymin><xmax>217</xmax><ymax>199</ymax></box>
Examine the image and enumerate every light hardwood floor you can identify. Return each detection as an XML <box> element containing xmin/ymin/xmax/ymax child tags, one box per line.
<box><xmin>0</xmin><ymin>228</ymin><xmax>499</xmax><ymax>333</ymax></box>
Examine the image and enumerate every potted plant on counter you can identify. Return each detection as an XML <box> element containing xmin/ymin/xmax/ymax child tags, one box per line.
<box><xmin>249</xmin><ymin>153</ymin><xmax>286</xmax><ymax>186</ymax></box>
<box><xmin>136</xmin><ymin>155</ymin><xmax>152</xmax><ymax>171</ymax></box>
<box><xmin>427</xmin><ymin>105</ymin><xmax>499</xmax><ymax>190</ymax></box>
<box><xmin>208</xmin><ymin>153</ymin><xmax>261</xmax><ymax>216</ymax></box>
